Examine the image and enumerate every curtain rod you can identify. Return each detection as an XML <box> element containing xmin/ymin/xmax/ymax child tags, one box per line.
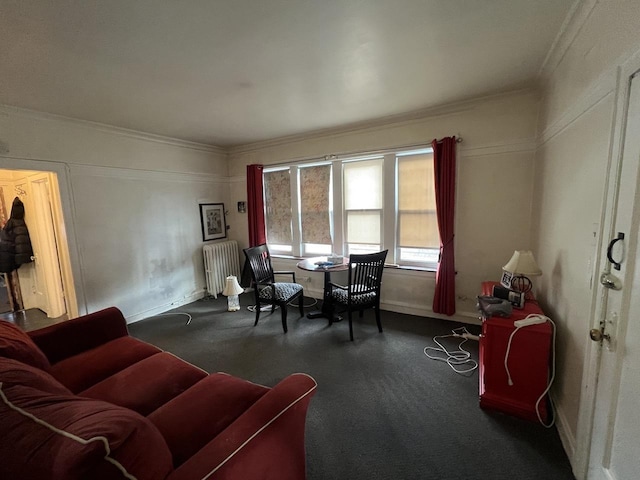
<box><xmin>261</xmin><ymin>136</ymin><xmax>463</xmax><ymax>169</ymax></box>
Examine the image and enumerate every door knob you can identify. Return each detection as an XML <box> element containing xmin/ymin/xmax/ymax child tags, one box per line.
<box><xmin>590</xmin><ymin>329</ymin><xmax>603</xmax><ymax>342</ymax></box>
<box><xmin>590</xmin><ymin>328</ymin><xmax>610</xmax><ymax>343</ymax></box>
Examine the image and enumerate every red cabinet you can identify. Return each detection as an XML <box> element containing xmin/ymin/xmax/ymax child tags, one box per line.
<box><xmin>478</xmin><ymin>281</ymin><xmax>552</xmax><ymax>423</ymax></box>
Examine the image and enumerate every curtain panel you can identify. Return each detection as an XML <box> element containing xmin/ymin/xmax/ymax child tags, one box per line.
<box><xmin>432</xmin><ymin>137</ymin><xmax>457</xmax><ymax>315</ymax></box>
<box><xmin>247</xmin><ymin>164</ymin><xmax>266</xmax><ymax>247</ymax></box>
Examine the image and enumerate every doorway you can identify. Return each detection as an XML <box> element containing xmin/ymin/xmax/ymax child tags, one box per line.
<box><xmin>577</xmin><ymin>69</ymin><xmax>640</xmax><ymax>479</ymax></box>
<box><xmin>0</xmin><ymin>168</ymin><xmax>76</xmax><ymax>327</ymax></box>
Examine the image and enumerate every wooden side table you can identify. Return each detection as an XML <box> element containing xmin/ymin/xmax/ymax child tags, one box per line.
<box><xmin>478</xmin><ymin>281</ymin><xmax>552</xmax><ymax>422</ymax></box>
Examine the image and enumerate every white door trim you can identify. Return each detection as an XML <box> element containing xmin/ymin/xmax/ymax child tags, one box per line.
<box><xmin>0</xmin><ymin>156</ymin><xmax>86</xmax><ymax>317</ymax></box>
<box><xmin>572</xmin><ymin>48</ymin><xmax>640</xmax><ymax>480</ymax></box>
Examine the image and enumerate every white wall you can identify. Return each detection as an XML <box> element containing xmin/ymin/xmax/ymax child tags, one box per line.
<box><xmin>227</xmin><ymin>90</ymin><xmax>538</xmax><ymax>321</ymax></box>
<box><xmin>533</xmin><ymin>0</ymin><xmax>640</xmax><ymax>469</ymax></box>
<box><xmin>0</xmin><ymin>106</ymin><xmax>229</xmax><ymax>321</ymax></box>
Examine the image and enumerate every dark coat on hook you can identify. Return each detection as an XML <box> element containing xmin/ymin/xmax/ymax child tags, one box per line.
<box><xmin>0</xmin><ymin>197</ymin><xmax>34</xmax><ymax>273</ymax></box>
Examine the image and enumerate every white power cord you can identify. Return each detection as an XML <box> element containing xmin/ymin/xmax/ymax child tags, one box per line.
<box><xmin>504</xmin><ymin>314</ymin><xmax>556</xmax><ymax>428</ymax></box>
<box><xmin>154</xmin><ymin>312</ymin><xmax>193</xmax><ymax>325</ymax></box>
<box><xmin>424</xmin><ymin>327</ymin><xmax>479</xmax><ymax>375</ymax></box>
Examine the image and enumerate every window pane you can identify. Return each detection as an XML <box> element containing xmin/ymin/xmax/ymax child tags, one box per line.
<box><xmin>348</xmin><ymin>243</ymin><xmax>381</xmax><ymax>255</ymax></box>
<box><xmin>399</xmin><ymin>247</ymin><xmax>439</xmax><ymax>263</ymax></box>
<box><xmin>398</xmin><ymin>212</ymin><xmax>440</xmax><ymax>248</ymax></box>
<box><xmin>304</xmin><ymin>243</ymin><xmax>332</xmax><ymax>255</ymax></box>
<box><xmin>397</xmin><ymin>152</ymin><xmax>439</xmax><ymax>252</ymax></box>
<box><xmin>344</xmin><ymin>159</ymin><xmax>383</xmax><ymax>209</ymax></box>
<box><xmin>300</xmin><ymin>165</ymin><xmax>332</xmax><ymax>245</ymax></box>
<box><xmin>347</xmin><ymin>211</ymin><xmax>380</xmax><ymax>244</ymax></box>
<box><xmin>398</xmin><ymin>153</ymin><xmax>435</xmax><ymax>210</ymax></box>
<box><xmin>264</xmin><ymin>170</ymin><xmax>292</xmax><ymax>245</ymax></box>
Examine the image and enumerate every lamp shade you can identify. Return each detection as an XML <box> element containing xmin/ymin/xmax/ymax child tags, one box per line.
<box><xmin>222</xmin><ymin>276</ymin><xmax>244</xmax><ymax>296</ymax></box>
<box><xmin>502</xmin><ymin>250</ymin><xmax>542</xmax><ymax>276</ymax></box>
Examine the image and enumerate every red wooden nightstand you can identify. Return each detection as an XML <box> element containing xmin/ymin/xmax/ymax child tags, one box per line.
<box><xmin>478</xmin><ymin>281</ymin><xmax>552</xmax><ymax>423</ymax></box>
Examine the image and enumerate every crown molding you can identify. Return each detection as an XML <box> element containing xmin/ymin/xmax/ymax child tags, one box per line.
<box><xmin>69</xmin><ymin>163</ymin><xmax>227</xmax><ymax>184</ymax></box>
<box><xmin>227</xmin><ymin>89</ymin><xmax>535</xmax><ymax>155</ymax></box>
<box><xmin>538</xmin><ymin>0</ymin><xmax>598</xmax><ymax>81</ymax></box>
<box><xmin>0</xmin><ymin>104</ymin><xmax>226</xmax><ymax>155</ymax></box>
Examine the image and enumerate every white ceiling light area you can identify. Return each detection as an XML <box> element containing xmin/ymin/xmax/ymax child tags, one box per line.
<box><xmin>0</xmin><ymin>0</ymin><xmax>575</xmax><ymax>147</ymax></box>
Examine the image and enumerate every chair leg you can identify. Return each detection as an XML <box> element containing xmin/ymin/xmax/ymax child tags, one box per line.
<box><xmin>375</xmin><ymin>306</ymin><xmax>383</xmax><ymax>333</ymax></box>
<box><xmin>254</xmin><ymin>295</ymin><xmax>261</xmax><ymax>326</ymax></box>
<box><xmin>348</xmin><ymin>310</ymin><xmax>354</xmax><ymax>341</ymax></box>
<box><xmin>359</xmin><ymin>309</ymin><xmax>364</xmax><ymax>318</ymax></box>
<box><xmin>281</xmin><ymin>303</ymin><xmax>288</xmax><ymax>333</ymax></box>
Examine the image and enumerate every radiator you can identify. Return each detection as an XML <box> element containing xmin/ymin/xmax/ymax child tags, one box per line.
<box><xmin>203</xmin><ymin>240</ymin><xmax>241</xmax><ymax>298</ymax></box>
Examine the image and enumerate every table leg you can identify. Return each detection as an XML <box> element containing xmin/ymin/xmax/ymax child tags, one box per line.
<box><xmin>306</xmin><ymin>270</ymin><xmax>342</xmax><ymax>322</ymax></box>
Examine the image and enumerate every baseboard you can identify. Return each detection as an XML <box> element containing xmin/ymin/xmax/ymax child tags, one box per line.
<box><xmin>126</xmin><ymin>290</ymin><xmax>206</xmax><ymax>324</ymax></box>
<box><xmin>552</xmin><ymin>393</ymin><xmax>577</xmax><ymax>473</ymax></box>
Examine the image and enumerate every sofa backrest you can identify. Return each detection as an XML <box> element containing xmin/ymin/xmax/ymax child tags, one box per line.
<box><xmin>0</xmin><ymin>356</ymin><xmax>174</xmax><ymax>480</ymax></box>
<box><xmin>0</xmin><ymin>320</ymin><xmax>50</xmax><ymax>370</ymax></box>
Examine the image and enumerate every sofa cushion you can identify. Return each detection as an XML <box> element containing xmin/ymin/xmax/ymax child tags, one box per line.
<box><xmin>0</xmin><ymin>357</ymin><xmax>70</xmax><ymax>395</ymax></box>
<box><xmin>148</xmin><ymin>373</ymin><xmax>269</xmax><ymax>467</ymax></box>
<box><xmin>80</xmin><ymin>352</ymin><xmax>208</xmax><ymax>416</ymax></box>
<box><xmin>0</xmin><ymin>382</ymin><xmax>173</xmax><ymax>480</ymax></box>
<box><xmin>49</xmin><ymin>336</ymin><xmax>162</xmax><ymax>393</ymax></box>
<box><xmin>0</xmin><ymin>320</ymin><xmax>50</xmax><ymax>370</ymax></box>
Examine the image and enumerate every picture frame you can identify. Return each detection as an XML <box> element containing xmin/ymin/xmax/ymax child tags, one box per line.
<box><xmin>199</xmin><ymin>203</ymin><xmax>227</xmax><ymax>241</ymax></box>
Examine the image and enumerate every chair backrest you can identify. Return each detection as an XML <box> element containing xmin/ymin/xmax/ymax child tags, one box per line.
<box><xmin>243</xmin><ymin>244</ymin><xmax>275</xmax><ymax>285</ymax></box>
<box><xmin>347</xmin><ymin>250</ymin><xmax>388</xmax><ymax>296</ymax></box>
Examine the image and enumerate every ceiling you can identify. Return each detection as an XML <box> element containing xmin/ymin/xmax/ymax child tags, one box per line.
<box><xmin>1</xmin><ymin>0</ymin><xmax>575</xmax><ymax>147</ymax></box>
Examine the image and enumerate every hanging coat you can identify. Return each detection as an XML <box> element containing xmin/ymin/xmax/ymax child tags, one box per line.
<box><xmin>0</xmin><ymin>197</ymin><xmax>34</xmax><ymax>272</ymax></box>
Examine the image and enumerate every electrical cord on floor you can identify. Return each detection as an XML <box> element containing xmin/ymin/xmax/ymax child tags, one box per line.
<box><xmin>288</xmin><ymin>297</ymin><xmax>318</xmax><ymax>308</ymax></box>
<box><xmin>154</xmin><ymin>312</ymin><xmax>193</xmax><ymax>326</ymax></box>
<box><xmin>424</xmin><ymin>327</ymin><xmax>479</xmax><ymax>375</ymax></box>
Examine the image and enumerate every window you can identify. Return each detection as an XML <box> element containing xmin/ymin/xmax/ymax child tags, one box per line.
<box><xmin>343</xmin><ymin>158</ymin><xmax>383</xmax><ymax>254</ymax></box>
<box><xmin>299</xmin><ymin>165</ymin><xmax>332</xmax><ymax>255</ymax></box>
<box><xmin>263</xmin><ymin>145</ymin><xmax>439</xmax><ymax>269</ymax></box>
<box><xmin>264</xmin><ymin>169</ymin><xmax>293</xmax><ymax>253</ymax></box>
<box><xmin>396</xmin><ymin>150</ymin><xmax>439</xmax><ymax>267</ymax></box>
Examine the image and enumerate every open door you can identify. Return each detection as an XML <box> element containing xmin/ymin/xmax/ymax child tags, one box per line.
<box><xmin>584</xmin><ymin>70</ymin><xmax>640</xmax><ymax>479</ymax></box>
<box><xmin>25</xmin><ymin>173</ymin><xmax>67</xmax><ymax>318</ymax></box>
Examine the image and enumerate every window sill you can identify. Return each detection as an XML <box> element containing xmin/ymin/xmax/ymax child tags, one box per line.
<box><xmin>271</xmin><ymin>254</ymin><xmax>437</xmax><ymax>274</ymax></box>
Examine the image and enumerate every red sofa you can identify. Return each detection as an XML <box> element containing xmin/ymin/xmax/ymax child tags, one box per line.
<box><xmin>0</xmin><ymin>307</ymin><xmax>317</xmax><ymax>480</ymax></box>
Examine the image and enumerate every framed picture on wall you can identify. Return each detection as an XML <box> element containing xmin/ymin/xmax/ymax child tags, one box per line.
<box><xmin>199</xmin><ymin>203</ymin><xmax>227</xmax><ymax>241</ymax></box>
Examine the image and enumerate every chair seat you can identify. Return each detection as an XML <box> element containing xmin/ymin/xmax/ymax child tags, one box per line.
<box><xmin>330</xmin><ymin>285</ymin><xmax>376</xmax><ymax>305</ymax></box>
<box><xmin>258</xmin><ymin>283</ymin><xmax>303</xmax><ymax>302</ymax></box>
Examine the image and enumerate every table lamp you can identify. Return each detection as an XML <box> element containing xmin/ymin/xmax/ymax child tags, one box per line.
<box><xmin>222</xmin><ymin>275</ymin><xmax>244</xmax><ymax>311</ymax></box>
<box><xmin>502</xmin><ymin>250</ymin><xmax>542</xmax><ymax>294</ymax></box>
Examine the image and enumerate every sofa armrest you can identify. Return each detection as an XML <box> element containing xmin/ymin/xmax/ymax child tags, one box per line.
<box><xmin>168</xmin><ymin>373</ymin><xmax>317</xmax><ymax>480</ymax></box>
<box><xmin>28</xmin><ymin>307</ymin><xmax>130</xmax><ymax>365</ymax></box>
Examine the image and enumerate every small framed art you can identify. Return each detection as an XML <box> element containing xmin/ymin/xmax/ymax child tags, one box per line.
<box><xmin>199</xmin><ymin>203</ymin><xmax>227</xmax><ymax>241</ymax></box>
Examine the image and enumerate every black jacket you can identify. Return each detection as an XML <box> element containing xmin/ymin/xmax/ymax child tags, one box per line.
<box><xmin>0</xmin><ymin>197</ymin><xmax>34</xmax><ymax>273</ymax></box>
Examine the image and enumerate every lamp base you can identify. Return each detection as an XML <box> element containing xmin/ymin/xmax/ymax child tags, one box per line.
<box><xmin>227</xmin><ymin>295</ymin><xmax>240</xmax><ymax>312</ymax></box>
<box><xmin>510</xmin><ymin>275</ymin><xmax>533</xmax><ymax>294</ymax></box>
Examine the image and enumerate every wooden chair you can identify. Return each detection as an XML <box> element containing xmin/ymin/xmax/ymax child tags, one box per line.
<box><xmin>327</xmin><ymin>250</ymin><xmax>388</xmax><ymax>341</ymax></box>
<box><xmin>243</xmin><ymin>244</ymin><xmax>304</xmax><ymax>333</ymax></box>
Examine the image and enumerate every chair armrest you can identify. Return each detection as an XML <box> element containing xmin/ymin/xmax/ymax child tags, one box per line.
<box><xmin>328</xmin><ymin>281</ymin><xmax>347</xmax><ymax>290</ymax></box>
<box><xmin>274</xmin><ymin>270</ymin><xmax>296</xmax><ymax>282</ymax></box>
<box><xmin>167</xmin><ymin>373</ymin><xmax>317</xmax><ymax>480</ymax></box>
<box><xmin>28</xmin><ymin>307</ymin><xmax>129</xmax><ymax>365</ymax></box>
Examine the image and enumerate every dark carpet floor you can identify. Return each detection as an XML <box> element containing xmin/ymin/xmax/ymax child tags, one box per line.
<box><xmin>129</xmin><ymin>295</ymin><xmax>576</xmax><ymax>480</ymax></box>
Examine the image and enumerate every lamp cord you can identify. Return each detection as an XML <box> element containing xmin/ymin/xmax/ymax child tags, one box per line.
<box><xmin>424</xmin><ymin>327</ymin><xmax>478</xmax><ymax>375</ymax></box>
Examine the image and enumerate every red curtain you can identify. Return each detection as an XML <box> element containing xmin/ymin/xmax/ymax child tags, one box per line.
<box><xmin>432</xmin><ymin>137</ymin><xmax>456</xmax><ymax>315</ymax></box>
<box><xmin>246</xmin><ymin>164</ymin><xmax>266</xmax><ymax>247</ymax></box>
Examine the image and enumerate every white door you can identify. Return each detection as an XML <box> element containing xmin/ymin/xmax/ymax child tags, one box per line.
<box><xmin>586</xmin><ymin>71</ymin><xmax>640</xmax><ymax>479</ymax></box>
<box><xmin>24</xmin><ymin>173</ymin><xmax>66</xmax><ymax>318</ymax></box>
